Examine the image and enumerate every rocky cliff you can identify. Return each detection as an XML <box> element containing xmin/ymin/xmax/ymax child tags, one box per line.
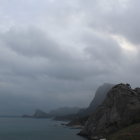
<box><xmin>67</xmin><ymin>83</ymin><xmax>113</xmax><ymax>126</ymax></box>
<box><xmin>85</xmin><ymin>83</ymin><xmax>114</xmax><ymax>115</ymax></box>
<box><xmin>79</xmin><ymin>83</ymin><xmax>140</xmax><ymax>139</ymax></box>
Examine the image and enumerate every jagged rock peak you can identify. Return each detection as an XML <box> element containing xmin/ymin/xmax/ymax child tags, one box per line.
<box><xmin>112</xmin><ymin>83</ymin><xmax>131</xmax><ymax>89</ymax></box>
<box><xmin>108</xmin><ymin>83</ymin><xmax>140</xmax><ymax>96</ymax></box>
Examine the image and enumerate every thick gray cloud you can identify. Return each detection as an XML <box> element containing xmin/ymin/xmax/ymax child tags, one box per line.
<box><xmin>0</xmin><ymin>0</ymin><xmax>139</xmax><ymax>115</ymax></box>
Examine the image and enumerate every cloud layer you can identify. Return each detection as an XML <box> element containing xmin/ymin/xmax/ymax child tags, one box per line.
<box><xmin>0</xmin><ymin>0</ymin><xmax>140</xmax><ymax>115</ymax></box>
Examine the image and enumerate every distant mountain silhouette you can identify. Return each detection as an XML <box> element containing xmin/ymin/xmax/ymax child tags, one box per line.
<box><xmin>33</xmin><ymin>109</ymin><xmax>51</xmax><ymax>118</ymax></box>
<box><xmin>22</xmin><ymin>109</ymin><xmax>51</xmax><ymax>118</ymax></box>
<box><xmin>49</xmin><ymin>107</ymin><xmax>80</xmax><ymax>116</ymax></box>
<box><xmin>23</xmin><ymin>107</ymin><xmax>81</xmax><ymax>119</ymax></box>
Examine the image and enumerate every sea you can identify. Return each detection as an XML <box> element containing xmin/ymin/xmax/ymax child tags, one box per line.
<box><xmin>0</xmin><ymin>117</ymin><xmax>86</xmax><ymax>140</ymax></box>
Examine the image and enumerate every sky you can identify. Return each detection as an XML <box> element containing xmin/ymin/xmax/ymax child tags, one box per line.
<box><xmin>0</xmin><ymin>0</ymin><xmax>140</xmax><ymax>115</ymax></box>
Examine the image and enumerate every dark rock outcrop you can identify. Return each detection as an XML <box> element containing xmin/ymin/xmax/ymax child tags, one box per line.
<box><xmin>79</xmin><ymin>83</ymin><xmax>140</xmax><ymax>139</ymax></box>
<box><xmin>67</xmin><ymin>116</ymin><xmax>89</xmax><ymax>126</ymax></box>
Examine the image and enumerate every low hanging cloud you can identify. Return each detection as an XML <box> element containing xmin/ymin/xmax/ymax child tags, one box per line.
<box><xmin>0</xmin><ymin>0</ymin><xmax>139</xmax><ymax>115</ymax></box>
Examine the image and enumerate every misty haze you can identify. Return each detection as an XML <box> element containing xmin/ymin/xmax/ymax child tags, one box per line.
<box><xmin>0</xmin><ymin>0</ymin><xmax>140</xmax><ymax>140</ymax></box>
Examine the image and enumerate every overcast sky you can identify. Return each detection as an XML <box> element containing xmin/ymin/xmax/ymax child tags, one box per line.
<box><xmin>0</xmin><ymin>0</ymin><xmax>140</xmax><ymax>115</ymax></box>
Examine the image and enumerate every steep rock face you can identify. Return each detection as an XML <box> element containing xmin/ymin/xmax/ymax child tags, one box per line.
<box><xmin>79</xmin><ymin>83</ymin><xmax>140</xmax><ymax>138</ymax></box>
<box><xmin>76</xmin><ymin>83</ymin><xmax>114</xmax><ymax>117</ymax></box>
<box><xmin>67</xmin><ymin>83</ymin><xmax>113</xmax><ymax>126</ymax></box>
<box><xmin>86</xmin><ymin>83</ymin><xmax>114</xmax><ymax>115</ymax></box>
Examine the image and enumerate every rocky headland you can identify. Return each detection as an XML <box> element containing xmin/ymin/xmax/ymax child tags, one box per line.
<box><xmin>22</xmin><ymin>83</ymin><xmax>140</xmax><ymax>139</ymax></box>
<box><xmin>22</xmin><ymin>109</ymin><xmax>51</xmax><ymax>118</ymax></box>
<box><xmin>78</xmin><ymin>83</ymin><xmax>140</xmax><ymax>139</ymax></box>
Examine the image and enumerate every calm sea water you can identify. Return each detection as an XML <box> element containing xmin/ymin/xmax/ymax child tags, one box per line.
<box><xmin>0</xmin><ymin>118</ymin><xmax>86</xmax><ymax>140</ymax></box>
